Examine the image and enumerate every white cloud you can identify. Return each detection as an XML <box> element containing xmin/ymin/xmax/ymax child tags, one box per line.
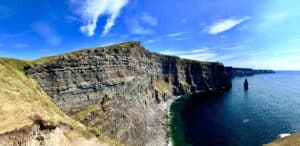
<box><xmin>127</xmin><ymin>18</ymin><xmax>154</xmax><ymax>35</ymax></box>
<box><xmin>166</xmin><ymin>32</ymin><xmax>184</xmax><ymax>38</ymax></box>
<box><xmin>141</xmin><ymin>13</ymin><xmax>157</xmax><ymax>26</ymax></box>
<box><xmin>174</xmin><ymin>37</ymin><xmax>190</xmax><ymax>41</ymax></box>
<box><xmin>208</xmin><ymin>16</ymin><xmax>250</xmax><ymax>35</ymax></box>
<box><xmin>165</xmin><ymin>32</ymin><xmax>190</xmax><ymax>41</ymax></box>
<box><xmin>126</xmin><ymin>13</ymin><xmax>157</xmax><ymax>35</ymax></box>
<box><xmin>160</xmin><ymin>47</ymin><xmax>237</xmax><ymax>62</ymax></box>
<box><xmin>160</xmin><ymin>48</ymin><xmax>216</xmax><ymax>61</ymax></box>
<box><xmin>15</xmin><ymin>43</ymin><xmax>29</xmax><ymax>48</ymax></box>
<box><xmin>32</xmin><ymin>22</ymin><xmax>62</xmax><ymax>46</ymax></box>
<box><xmin>160</xmin><ymin>49</ymin><xmax>215</xmax><ymax>61</ymax></box>
<box><xmin>69</xmin><ymin>0</ymin><xmax>128</xmax><ymax>37</ymax></box>
<box><xmin>146</xmin><ymin>39</ymin><xmax>159</xmax><ymax>43</ymax></box>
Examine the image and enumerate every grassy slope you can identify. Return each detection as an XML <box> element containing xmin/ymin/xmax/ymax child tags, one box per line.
<box><xmin>0</xmin><ymin>58</ymin><xmax>122</xmax><ymax>146</ymax></box>
<box><xmin>264</xmin><ymin>133</ymin><xmax>300</xmax><ymax>146</ymax></box>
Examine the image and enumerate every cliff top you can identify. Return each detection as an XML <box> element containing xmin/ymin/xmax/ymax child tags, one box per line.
<box><xmin>32</xmin><ymin>41</ymin><xmax>143</xmax><ymax>64</ymax></box>
<box><xmin>0</xmin><ymin>41</ymin><xmax>220</xmax><ymax>72</ymax></box>
<box><xmin>30</xmin><ymin>41</ymin><xmax>219</xmax><ymax>66</ymax></box>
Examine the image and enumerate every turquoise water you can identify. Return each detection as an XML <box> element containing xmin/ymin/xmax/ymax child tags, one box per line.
<box><xmin>175</xmin><ymin>71</ymin><xmax>300</xmax><ymax>146</ymax></box>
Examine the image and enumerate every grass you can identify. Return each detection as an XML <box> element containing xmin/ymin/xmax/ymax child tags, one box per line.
<box><xmin>110</xmin><ymin>41</ymin><xmax>140</xmax><ymax>48</ymax></box>
<box><xmin>0</xmin><ymin>58</ymin><xmax>65</xmax><ymax>133</ymax></box>
<box><xmin>155</xmin><ymin>79</ymin><xmax>170</xmax><ymax>93</ymax></box>
<box><xmin>32</xmin><ymin>56</ymin><xmax>56</xmax><ymax>64</ymax></box>
<box><xmin>179</xmin><ymin>58</ymin><xmax>215</xmax><ymax>65</ymax></box>
<box><xmin>74</xmin><ymin>105</ymin><xmax>99</xmax><ymax>121</ymax></box>
<box><xmin>0</xmin><ymin>58</ymin><xmax>123</xmax><ymax>146</ymax></box>
<box><xmin>264</xmin><ymin>133</ymin><xmax>300</xmax><ymax>146</ymax></box>
<box><xmin>0</xmin><ymin>57</ymin><xmax>32</xmax><ymax>72</ymax></box>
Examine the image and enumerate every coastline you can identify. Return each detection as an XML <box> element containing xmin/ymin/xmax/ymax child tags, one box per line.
<box><xmin>167</xmin><ymin>95</ymin><xmax>190</xmax><ymax>146</ymax></box>
<box><xmin>167</xmin><ymin>90</ymin><xmax>231</xmax><ymax>146</ymax></box>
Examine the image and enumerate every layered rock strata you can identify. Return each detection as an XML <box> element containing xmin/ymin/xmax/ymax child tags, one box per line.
<box><xmin>29</xmin><ymin>42</ymin><xmax>231</xmax><ymax>146</ymax></box>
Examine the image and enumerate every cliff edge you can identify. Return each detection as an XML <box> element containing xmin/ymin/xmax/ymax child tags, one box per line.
<box><xmin>0</xmin><ymin>58</ymin><xmax>121</xmax><ymax>146</ymax></box>
<box><xmin>27</xmin><ymin>41</ymin><xmax>231</xmax><ymax>146</ymax></box>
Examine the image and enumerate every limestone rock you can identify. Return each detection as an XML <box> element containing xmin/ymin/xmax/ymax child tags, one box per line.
<box><xmin>29</xmin><ymin>42</ymin><xmax>231</xmax><ymax>146</ymax></box>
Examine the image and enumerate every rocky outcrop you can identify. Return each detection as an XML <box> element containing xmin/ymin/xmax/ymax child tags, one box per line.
<box><xmin>225</xmin><ymin>66</ymin><xmax>275</xmax><ymax>78</ymax></box>
<box><xmin>0</xmin><ymin>116</ymin><xmax>109</xmax><ymax>146</ymax></box>
<box><xmin>0</xmin><ymin>116</ymin><xmax>69</xmax><ymax>146</ymax></box>
<box><xmin>29</xmin><ymin>42</ymin><xmax>231</xmax><ymax>146</ymax></box>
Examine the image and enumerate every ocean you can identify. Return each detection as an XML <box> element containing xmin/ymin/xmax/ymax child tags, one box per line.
<box><xmin>170</xmin><ymin>71</ymin><xmax>300</xmax><ymax>146</ymax></box>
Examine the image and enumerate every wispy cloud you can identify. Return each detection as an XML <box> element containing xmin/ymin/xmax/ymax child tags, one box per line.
<box><xmin>166</xmin><ymin>32</ymin><xmax>190</xmax><ymax>41</ymax></box>
<box><xmin>141</xmin><ymin>13</ymin><xmax>157</xmax><ymax>26</ymax></box>
<box><xmin>208</xmin><ymin>16</ymin><xmax>250</xmax><ymax>35</ymax></box>
<box><xmin>146</xmin><ymin>39</ymin><xmax>160</xmax><ymax>43</ymax></box>
<box><xmin>15</xmin><ymin>43</ymin><xmax>29</xmax><ymax>48</ymax></box>
<box><xmin>166</xmin><ymin>32</ymin><xmax>184</xmax><ymax>38</ymax></box>
<box><xmin>126</xmin><ymin>18</ymin><xmax>154</xmax><ymax>35</ymax></box>
<box><xmin>32</xmin><ymin>22</ymin><xmax>62</xmax><ymax>46</ymax></box>
<box><xmin>160</xmin><ymin>47</ymin><xmax>237</xmax><ymax>62</ymax></box>
<box><xmin>126</xmin><ymin>13</ymin><xmax>157</xmax><ymax>35</ymax></box>
<box><xmin>160</xmin><ymin>48</ymin><xmax>216</xmax><ymax>61</ymax></box>
<box><xmin>69</xmin><ymin>0</ymin><xmax>128</xmax><ymax>37</ymax></box>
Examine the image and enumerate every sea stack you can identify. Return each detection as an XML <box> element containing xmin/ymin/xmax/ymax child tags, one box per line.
<box><xmin>244</xmin><ymin>78</ymin><xmax>249</xmax><ymax>90</ymax></box>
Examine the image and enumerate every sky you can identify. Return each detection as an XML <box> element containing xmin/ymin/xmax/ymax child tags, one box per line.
<box><xmin>0</xmin><ymin>0</ymin><xmax>300</xmax><ymax>70</ymax></box>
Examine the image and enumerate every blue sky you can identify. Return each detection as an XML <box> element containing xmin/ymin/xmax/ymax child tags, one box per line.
<box><xmin>0</xmin><ymin>0</ymin><xmax>300</xmax><ymax>70</ymax></box>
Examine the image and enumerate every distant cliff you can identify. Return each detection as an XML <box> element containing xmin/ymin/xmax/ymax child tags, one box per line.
<box><xmin>225</xmin><ymin>67</ymin><xmax>275</xmax><ymax>78</ymax></box>
<box><xmin>28</xmin><ymin>41</ymin><xmax>232</xmax><ymax>146</ymax></box>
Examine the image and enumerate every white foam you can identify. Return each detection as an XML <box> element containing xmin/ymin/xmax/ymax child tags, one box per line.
<box><xmin>279</xmin><ymin>133</ymin><xmax>291</xmax><ymax>138</ymax></box>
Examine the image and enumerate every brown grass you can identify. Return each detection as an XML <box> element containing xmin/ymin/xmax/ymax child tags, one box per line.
<box><xmin>155</xmin><ymin>79</ymin><xmax>170</xmax><ymax>93</ymax></box>
<box><xmin>0</xmin><ymin>59</ymin><xmax>123</xmax><ymax>145</ymax></box>
<box><xmin>264</xmin><ymin>133</ymin><xmax>300</xmax><ymax>146</ymax></box>
<box><xmin>73</xmin><ymin>105</ymin><xmax>99</xmax><ymax>121</ymax></box>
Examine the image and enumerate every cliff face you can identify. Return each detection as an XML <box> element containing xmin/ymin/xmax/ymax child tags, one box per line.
<box><xmin>225</xmin><ymin>66</ymin><xmax>275</xmax><ymax>78</ymax></box>
<box><xmin>29</xmin><ymin>42</ymin><xmax>231</xmax><ymax>146</ymax></box>
<box><xmin>0</xmin><ymin>58</ymin><xmax>118</xmax><ymax>146</ymax></box>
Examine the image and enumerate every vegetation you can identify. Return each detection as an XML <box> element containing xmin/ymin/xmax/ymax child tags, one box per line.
<box><xmin>264</xmin><ymin>133</ymin><xmax>300</xmax><ymax>146</ymax></box>
<box><xmin>32</xmin><ymin>56</ymin><xmax>56</xmax><ymax>64</ymax></box>
<box><xmin>0</xmin><ymin>58</ymin><xmax>123</xmax><ymax>145</ymax></box>
<box><xmin>179</xmin><ymin>58</ymin><xmax>215</xmax><ymax>65</ymax></box>
<box><xmin>155</xmin><ymin>79</ymin><xmax>170</xmax><ymax>93</ymax></box>
<box><xmin>74</xmin><ymin>104</ymin><xmax>99</xmax><ymax>121</ymax></box>
<box><xmin>110</xmin><ymin>41</ymin><xmax>140</xmax><ymax>48</ymax></box>
<box><xmin>0</xmin><ymin>57</ymin><xmax>32</xmax><ymax>72</ymax></box>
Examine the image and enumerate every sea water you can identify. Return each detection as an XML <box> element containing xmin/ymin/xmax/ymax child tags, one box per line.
<box><xmin>172</xmin><ymin>71</ymin><xmax>300</xmax><ymax>146</ymax></box>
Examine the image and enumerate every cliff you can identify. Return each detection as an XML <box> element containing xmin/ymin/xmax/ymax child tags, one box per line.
<box><xmin>0</xmin><ymin>58</ymin><xmax>121</xmax><ymax>146</ymax></box>
<box><xmin>225</xmin><ymin>66</ymin><xmax>275</xmax><ymax>78</ymax></box>
<box><xmin>26</xmin><ymin>41</ymin><xmax>231</xmax><ymax>146</ymax></box>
